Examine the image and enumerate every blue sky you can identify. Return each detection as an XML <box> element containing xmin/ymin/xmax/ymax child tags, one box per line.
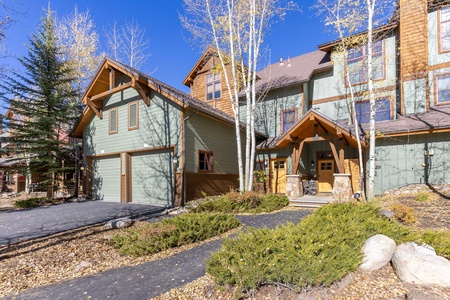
<box><xmin>3</xmin><ymin>0</ymin><xmax>335</xmax><ymax>94</ymax></box>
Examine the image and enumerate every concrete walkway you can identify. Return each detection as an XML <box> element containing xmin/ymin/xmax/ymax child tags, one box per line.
<box><xmin>4</xmin><ymin>210</ymin><xmax>312</xmax><ymax>300</ymax></box>
<box><xmin>0</xmin><ymin>201</ymin><xmax>165</xmax><ymax>245</ymax></box>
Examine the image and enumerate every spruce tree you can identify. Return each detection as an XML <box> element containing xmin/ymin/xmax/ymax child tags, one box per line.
<box><xmin>1</xmin><ymin>7</ymin><xmax>76</xmax><ymax>198</ymax></box>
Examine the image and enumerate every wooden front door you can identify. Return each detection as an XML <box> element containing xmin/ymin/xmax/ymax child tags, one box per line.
<box><xmin>270</xmin><ymin>158</ymin><xmax>286</xmax><ymax>194</ymax></box>
<box><xmin>318</xmin><ymin>159</ymin><xmax>334</xmax><ymax>193</ymax></box>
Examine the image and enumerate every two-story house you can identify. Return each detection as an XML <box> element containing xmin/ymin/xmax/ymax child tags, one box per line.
<box><xmin>74</xmin><ymin>0</ymin><xmax>450</xmax><ymax>206</ymax></box>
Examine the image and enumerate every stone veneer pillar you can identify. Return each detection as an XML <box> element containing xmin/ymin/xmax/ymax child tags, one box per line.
<box><xmin>286</xmin><ymin>174</ymin><xmax>303</xmax><ymax>199</ymax></box>
<box><xmin>332</xmin><ymin>174</ymin><xmax>353</xmax><ymax>202</ymax></box>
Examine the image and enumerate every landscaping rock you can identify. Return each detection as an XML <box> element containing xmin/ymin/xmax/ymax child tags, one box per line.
<box><xmin>391</xmin><ymin>242</ymin><xmax>450</xmax><ymax>287</ymax></box>
<box><xmin>105</xmin><ymin>217</ymin><xmax>133</xmax><ymax>229</ymax></box>
<box><xmin>74</xmin><ymin>261</ymin><xmax>92</xmax><ymax>272</ymax></box>
<box><xmin>406</xmin><ymin>288</ymin><xmax>447</xmax><ymax>300</ymax></box>
<box><xmin>359</xmin><ymin>234</ymin><xmax>396</xmax><ymax>271</ymax></box>
<box><xmin>380</xmin><ymin>209</ymin><xmax>395</xmax><ymax>219</ymax></box>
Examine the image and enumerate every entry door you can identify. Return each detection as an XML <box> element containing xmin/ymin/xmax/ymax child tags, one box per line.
<box><xmin>270</xmin><ymin>159</ymin><xmax>286</xmax><ymax>194</ymax></box>
<box><xmin>318</xmin><ymin>159</ymin><xmax>334</xmax><ymax>193</ymax></box>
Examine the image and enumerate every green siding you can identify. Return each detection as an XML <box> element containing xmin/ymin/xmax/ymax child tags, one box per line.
<box><xmin>131</xmin><ymin>150</ymin><xmax>173</xmax><ymax>206</ymax></box>
<box><xmin>83</xmin><ymin>88</ymin><xmax>181</xmax><ymax>161</ymax></box>
<box><xmin>92</xmin><ymin>156</ymin><xmax>121</xmax><ymax>202</ymax></box>
<box><xmin>185</xmin><ymin>113</ymin><xmax>240</xmax><ymax>173</ymax></box>
<box><xmin>374</xmin><ymin>132</ymin><xmax>450</xmax><ymax>194</ymax></box>
<box><xmin>241</xmin><ymin>85</ymin><xmax>302</xmax><ymax>138</ymax></box>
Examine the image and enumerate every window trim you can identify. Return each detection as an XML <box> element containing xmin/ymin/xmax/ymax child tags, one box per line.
<box><xmin>205</xmin><ymin>73</ymin><xmax>221</xmax><ymax>101</ymax></box>
<box><xmin>435</xmin><ymin>73</ymin><xmax>450</xmax><ymax>105</ymax></box>
<box><xmin>280</xmin><ymin>108</ymin><xmax>298</xmax><ymax>135</ymax></box>
<box><xmin>198</xmin><ymin>150</ymin><xmax>214</xmax><ymax>173</ymax></box>
<box><xmin>345</xmin><ymin>39</ymin><xmax>385</xmax><ymax>86</ymax></box>
<box><xmin>352</xmin><ymin>97</ymin><xmax>393</xmax><ymax>124</ymax></box>
<box><xmin>128</xmin><ymin>101</ymin><xmax>139</xmax><ymax>130</ymax></box>
<box><xmin>109</xmin><ymin>107</ymin><xmax>118</xmax><ymax>135</ymax></box>
<box><xmin>439</xmin><ymin>6</ymin><xmax>450</xmax><ymax>54</ymax></box>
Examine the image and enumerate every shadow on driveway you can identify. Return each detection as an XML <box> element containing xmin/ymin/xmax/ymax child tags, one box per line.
<box><xmin>0</xmin><ymin>201</ymin><xmax>165</xmax><ymax>246</ymax></box>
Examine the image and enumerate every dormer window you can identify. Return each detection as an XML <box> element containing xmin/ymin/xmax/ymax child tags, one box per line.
<box><xmin>206</xmin><ymin>73</ymin><xmax>221</xmax><ymax>100</ymax></box>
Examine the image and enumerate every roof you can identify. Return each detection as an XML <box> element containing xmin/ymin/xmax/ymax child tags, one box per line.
<box><xmin>252</xmin><ymin>51</ymin><xmax>332</xmax><ymax>93</ymax></box>
<box><xmin>71</xmin><ymin>57</ymin><xmax>266</xmax><ymax>138</ymax></box>
<box><xmin>364</xmin><ymin>105</ymin><xmax>450</xmax><ymax>137</ymax></box>
<box><xmin>182</xmin><ymin>46</ymin><xmax>216</xmax><ymax>87</ymax></box>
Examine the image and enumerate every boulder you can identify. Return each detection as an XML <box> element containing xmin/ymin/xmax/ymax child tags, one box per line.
<box><xmin>105</xmin><ymin>217</ymin><xmax>133</xmax><ymax>229</ymax></box>
<box><xmin>406</xmin><ymin>288</ymin><xmax>447</xmax><ymax>300</ymax></box>
<box><xmin>359</xmin><ymin>234</ymin><xmax>396</xmax><ymax>271</ymax></box>
<box><xmin>391</xmin><ymin>242</ymin><xmax>450</xmax><ymax>287</ymax></box>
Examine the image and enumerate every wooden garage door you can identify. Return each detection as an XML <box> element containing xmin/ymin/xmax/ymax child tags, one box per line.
<box><xmin>92</xmin><ymin>156</ymin><xmax>121</xmax><ymax>202</ymax></box>
<box><xmin>131</xmin><ymin>150</ymin><xmax>173</xmax><ymax>206</ymax></box>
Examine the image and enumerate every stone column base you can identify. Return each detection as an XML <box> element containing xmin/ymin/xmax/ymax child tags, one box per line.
<box><xmin>286</xmin><ymin>175</ymin><xmax>303</xmax><ymax>199</ymax></box>
<box><xmin>332</xmin><ymin>173</ymin><xmax>353</xmax><ymax>203</ymax></box>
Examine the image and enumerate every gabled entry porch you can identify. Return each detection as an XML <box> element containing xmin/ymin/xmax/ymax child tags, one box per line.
<box><xmin>276</xmin><ymin>109</ymin><xmax>366</xmax><ymax>201</ymax></box>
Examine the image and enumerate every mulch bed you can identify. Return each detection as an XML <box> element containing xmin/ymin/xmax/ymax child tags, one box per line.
<box><xmin>0</xmin><ymin>191</ymin><xmax>449</xmax><ymax>299</ymax></box>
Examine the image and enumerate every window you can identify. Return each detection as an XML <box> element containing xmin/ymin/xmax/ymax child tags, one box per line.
<box><xmin>281</xmin><ymin>109</ymin><xmax>297</xmax><ymax>134</ymax></box>
<box><xmin>347</xmin><ymin>40</ymin><xmax>384</xmax><ymax>85</ymax></box>
<box><xmin>436</xmin><ymin>74</ymin><xmax>450</xmax><ymax>104</ymax></box>
<box><xmin>198</xmin><ymin>150</ymin><xmax>213</xmax><ymax>172</ymax></box>
<box><xmin>440</xmin><ymin>6</ymin><xmax>450</xmax><ymax>52</ymax></box>
<box><xmin>206</xmin><ymin>73</ymin><xmax>221</xmax><ymax>100</ymax></box>
<box><xmin>355</xmin><ymin>98</ymin><xmax>391</xmax><ymax>124</ymax></box>
<box><xmin>128</xmin><ymin>101</ymin><xmax>139</xmax><ymax>130</ymax></box>
<box><xmin>109</xmin><ymin>108</ymin><xmax>118</xmax><ymax>134</ymax></box>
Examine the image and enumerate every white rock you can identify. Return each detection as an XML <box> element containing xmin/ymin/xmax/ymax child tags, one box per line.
<box><xmin>359</xmin><ymin>234</ymin><xmax>396</xmax><ymax>271</ymax></box>
<box><xmin>392</xmin><ymin>242</ymin><xmax>450</xmax><ymax>287</ymax></box>
<box><xmin>416</xmin><ymin>243</ymin><xmax>436</xmax><ymax>256</ymax></box>
<box><xmin>74</xmin><ymin>261</ymin><xmax>92</xmax><ymax>272</ymax></box>
<box><xmin>105</xmin><ymin>217</ymin><xmax>133</xmax><ymax>229</ymax></box>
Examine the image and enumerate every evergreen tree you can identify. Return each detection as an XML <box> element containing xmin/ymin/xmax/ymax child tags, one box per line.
<box><xmin>0</xmin><ymin>7</ymin><xmax>77</xmax><ymax>198</ymax></box>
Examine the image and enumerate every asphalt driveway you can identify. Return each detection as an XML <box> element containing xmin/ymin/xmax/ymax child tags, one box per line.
<box><xmin>0</xmin><ymin>201</ymin><xmax>166</xmax><ymax>245</ymax></box>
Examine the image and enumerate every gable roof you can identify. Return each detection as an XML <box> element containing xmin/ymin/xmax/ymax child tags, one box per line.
<box><xmin>253</xmin><ymin>50</ymin><xmax>332</xmax><ymax>93</ymax></box>
<box><xmin>182</xmin><ymin>46</ymin><xmax>216</xmax><ymax>87</ymax></box>
<box><xmin>275</xmin><ymin>109</ymin><xmax>364</xmax><ymax>149</ymax></box>
<box><xmin>71</xmin><ymin>57</ymin><xmax>266</xmax><ymax>138</ymax></box>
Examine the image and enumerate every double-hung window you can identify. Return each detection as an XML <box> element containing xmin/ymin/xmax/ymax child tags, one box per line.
<box><xmin>109</xmin><ymin>107</ymin><xmax>118</xmax><ymax>134</ymax></box>
<box><xmin>198</xmin><ymin>150</ymin><xmax>214</xmax><ymax>172</ymax></box>
<box><xmin>206</xmin><ymin>73</ymin><xmax>221</xmax><ymax>100</ymax></box>
<box><xmin>281</xmin><ymin>109</ymin><xmax>297</xmax><ymax>134</ymax></box>
<box><xmin>128</xmin><ymin>101</ymin><xmax>139</xmax><ymax>130</ymax></box>
<box><xmin>440</xmin><ymin>6</ymin><xmax>450</xmax><ymax>52</ymax></box>
<box><xmin>436</xmin><ymin>74</ymin><xmax>450</xmax><ymax>104</ymax></box>
<box><xmin>347</xmin><ymin>40</ymin><xmax>384</xmax><ymax>85</ymax></box>
<box><xmin>355</xmin><ymin>98</ymin><xmax>391</xmax><ymax>124</ymax></box>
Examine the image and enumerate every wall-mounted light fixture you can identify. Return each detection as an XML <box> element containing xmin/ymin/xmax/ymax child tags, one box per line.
<box><xmin>311</xmin><ymin>160</ymin><xmax>315</xmax><ymax>167</ymax></box>
<box><xmin>173</xmin><ymin>158</ymin><xmax>178</xmax><ymax>164</ymax></box>
<box><xmin>424</xmin><ymin>149</ymin><xmax>434</xmax><ymax>157</ymax></box>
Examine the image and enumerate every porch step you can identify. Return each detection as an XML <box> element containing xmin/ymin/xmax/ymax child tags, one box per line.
<box><xmin>289</xmin><ymin>199</ymin><xmax>330</xmax><ymax>209</ymax></box>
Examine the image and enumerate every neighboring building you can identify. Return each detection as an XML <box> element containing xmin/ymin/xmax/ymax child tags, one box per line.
<box><xmin>74</xmin><ymin>0</ymin><xmax>450</xmax><ymax>206</ymax></box>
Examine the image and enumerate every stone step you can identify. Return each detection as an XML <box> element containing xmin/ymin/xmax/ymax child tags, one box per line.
<box><xmin>289</xmin><ymin>199</ymin><xmax>330</xmax><ymax>208</ymax></box>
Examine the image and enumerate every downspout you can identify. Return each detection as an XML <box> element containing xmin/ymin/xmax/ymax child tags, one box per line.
<box><xmin>182</xmin><ymin>108</ymin><xmax>198</xmax><ymax>205</ymax></box>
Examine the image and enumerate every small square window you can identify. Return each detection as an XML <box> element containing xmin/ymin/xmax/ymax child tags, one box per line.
<box><xmin>198</xmin><ymin>150</ymin><xmax>213</xmax><ymax>172</ymax></box>
<box><xmin>109</xmin><ymin>108</ymin><xmax>118</xmax><ymax>134</ymax></box>
<box><xmin>437</xmin><ymin>74</ymin><xmax>450</xmax><ymax>103</ymax></box>
<box><xmin>355</xmin><ymin>99</ymin><xmax>391</xmax><ymax>124</ymax></box>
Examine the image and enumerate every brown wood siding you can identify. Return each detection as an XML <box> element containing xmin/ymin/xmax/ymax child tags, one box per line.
<box><xmin>399</xmin><ymin>0</ymin><xmax>428</xmax><ymax>79</ymax></box>
<box><xmin>174</xmin><ymin>172</ymin><xmax>183</xmax><ymax>206</ymax></box>
<box><xmin>190</xmin><ymin>55</ymin><xmax>236</xmax><ymax>116</ymax></box>
<box><xmin>185</xmin><ymin>172</ymin><xmax>238</xmax><ymax>201</ymax></box>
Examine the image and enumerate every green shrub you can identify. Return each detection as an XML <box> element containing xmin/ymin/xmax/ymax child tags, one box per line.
<box><xmin>415</xmin><ymin>192</ymin><xmax>431</xmax><ymax>202</ymax></box>
<box><xmin>207</xmin><ymin>202</ymin><xmax>412</xmax><ymax>291</ymax></box>
<box><xmin>418</xmin><ymin>230</ymin><xmax>450</xmax><ymax>259</ymax></box>
<box><xmin>111</xmin><ymin>213</ymin><xmax>241</xmax><ymax>256</ymax></box>
<box><xmin>190</xmin><ymin>192</ymin><xmax>289</xmax><ymax>213</ymax></box>
<box><xmin>14</xmin><ymin>197</ymin><xmax>56</xmax><ymax>208</ymax></box>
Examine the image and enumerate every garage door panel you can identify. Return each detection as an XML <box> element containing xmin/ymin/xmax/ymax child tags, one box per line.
<box><xmin>132</xmin><ymin>150</ymin><xmax>173</xmax><ymax>206</ymax></box>
<box><xmin>92</xmin><ymin>156</ymin><xmax>121</xmax><ymax>202</ymax></box>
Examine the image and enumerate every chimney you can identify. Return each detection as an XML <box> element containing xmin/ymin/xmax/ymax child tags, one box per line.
<box><xmin>279</xmin><ymin>56</ymin><xmax>284</xmax><ymax>66</ymax></box>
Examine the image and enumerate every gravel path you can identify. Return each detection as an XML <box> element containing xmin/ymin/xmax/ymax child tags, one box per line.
<box><xmin>4</xmin><ymin>210</ymin><xmax>311</xmax><ymax>300</ymax></box>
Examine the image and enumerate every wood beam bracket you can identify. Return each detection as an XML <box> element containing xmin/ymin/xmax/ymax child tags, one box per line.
<box><xmin>132</xmin><ymin>77</ymin><xmax>151</xmax><ymax>106</ymax></box>
<box><xmin>87</xmin><ymin>97</ymin><xmax>103</xmax><ymax>119</ymax></box>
